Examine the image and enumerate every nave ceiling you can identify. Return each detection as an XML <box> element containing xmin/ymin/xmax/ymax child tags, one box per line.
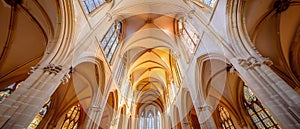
<box><xmin>0</xmin><ymin>0</ymin><xmax>300</xmax><ymax>128</ymax></box>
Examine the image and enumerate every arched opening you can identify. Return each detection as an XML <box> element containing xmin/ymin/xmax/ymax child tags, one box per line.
<box><xmin>0</xmin><ymin>0</ymin><xmax>61</xmax><ymax>91</ymax></box>
<box><xmin>99</xmin><ymin>91</ymin><xmax>118</xmax><ymax>129</ymax></box>
<box><xmin>60</xmin><ymin>103</ymin><xmax>82</xmax><ymax>129</ymax></box>
<box><xmin>174</xmin><ymin>106</ymin><xmax>182</xmax><ymax>129</ymax></box>
<box><xmin>118</xmin><ymin>105</ymin><xmax>127</xmax><ymax>129</ymax></box>
<box><xmin>185</xmin><ymin>91</ymin><xmax>201</xmax><ymax>129</ymax></box>
<box><xmin>138</xmin><ymin>105</ymin><xmax>163</xmax><ymax>129</ymax></box>
<box><xmin>244</xmin><ymin>0</ymin><xmax>300</xmax><ymax>89</ymax></box>
<box><xmin>216</xmin><ymin>106</ymin><xmax>236</xmax><ymax>129</ymax></box>
<box><xmin>27</xmin><ymin>61</ymin><xmax>105</xmax><ymax>128</ymax></box>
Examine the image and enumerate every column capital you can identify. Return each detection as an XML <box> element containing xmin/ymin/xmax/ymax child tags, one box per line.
<box><xmin>238</xmin><ymin>56</ymin><xmax>273</xmax><ymax>70</ymax></box>
<box><xmin>28</xmin><ymin>64</ymin><xmax>40</xmax><ymax>75</ymax></box>
<box><xmin>88</xmin><ymin>106</ymin><xmax>102</xmax><ymax>112</ymax></box>
<box><xmin>61</xmin><ymin>72</ymin><xmax>71</xmax><ymax>84</ymax></box>
<box><xmin>198</xmin><ymin>104</ymin><xmax>213</xmax><ymax>112</ymax></box>
<box><xmin>43</xmin><ymin>64</ymin><xmax>63</xmax><ymax>74</ymax></box>
<box><xmin>238</xmin><ymin>56</ymin><xmax>260</xmax><ymax>70</ymax></box>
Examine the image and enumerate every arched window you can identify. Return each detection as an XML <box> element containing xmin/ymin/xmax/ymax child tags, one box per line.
<box><xmin>101</xmin><ymin>21</ymin><xmax>122</xmax><ymax>63</ymax></box>
<box><xmin>0</xmin><ymin>81</ymin><xmax>23</xmax><ymax>104</ymax></box>
<box><xmin>139</xmin><ymin>107</ymin><xmax>162</xmax><ymax>129</ymax></box>
<box><xmin>27</xmin><ymin>99</ymin><xmax>52</xmax><ymax>129</ymax></box>
<box><xmin>178</xmin><ymin>18</ymin><xmax>200</xmax><ymax>54</ymax></box>
<box><xmin>61</xmin><ymin>104</ymin><xmax>81</xmax><ymax>129</ymax></box>
<box><xmin>81</xmin><ymin>0</ymin><xmax>106</xmax><ymax>14</ymax></box>
<box><xmin>243</xmin><ymin>85</ymin><xmax>281</xmax><ymax>129</ymax></box>
<box><xmin>218</xmin><ymin>106</ymin><xmax>235</xmax><ymax>129</ymax></box>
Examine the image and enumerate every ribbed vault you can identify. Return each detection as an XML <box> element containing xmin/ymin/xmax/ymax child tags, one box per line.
<box><xmin>120</xmin><ymin>13</ymin><xmax>180</xmax><ymax>113</ymax></box>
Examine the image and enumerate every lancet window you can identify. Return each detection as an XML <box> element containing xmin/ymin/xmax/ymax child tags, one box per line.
<box><xmin>81</xmin><ymin>0</ymin><xmax>106</xmax><ymax>14</ymax></box>
<box><xmin>243</xmin><ymin>85</ymin><xmax>281</xmax><ymax>129</ymax></box>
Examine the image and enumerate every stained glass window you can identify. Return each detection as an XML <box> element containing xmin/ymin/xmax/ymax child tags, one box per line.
<box><xmin>178</xmin><ymin>19</ymin><xmax>200</xmax><ymax>54</ymax></box>
<box><xmin>198</xmin><ymin>0</ymin><xmax>217</xmax><ymax>7</ymax></box>
<box><xmin>139</xmin><ymin>108</ymin><xmax>162</xmax><ymax>129</ymax></box>
<box><xmin>61</xmin><ymin>104</ymin><xmax>81</xmax><ymax>129</ymax></box>
<box><xmin>174</xmin><ymin>61</ymin><xmax>182</xmax><ymax>86</ymax></box>
<box><xmin>27</xmin><ymin>99</ymin><xmax>52</xmax><ymax>129</ymax></box>
<box><xmin>101</xmin><ymin>21</ymin><xmax>122</xmax><ymax>63</ymax></box>
<box><xmin>243</xmin><ymin>85</ymin><xmax>281</xmax><ymax>129</ymax></box>
<box><xmin>218</xmin><ymin>106</ymin><xmax>236</xmax><ymax>129</ymax></box>
<box><xmin>0</xmin><ymin>81</ymin><xmax>23</xmax><ymax>104</ymax></box>
<box><xmin>116</xmin><ymin>57</ymin><xmax>126</xmax><ymax>85</ymax></box>
<box><xmin>81</xmin><ymin>0</ymin><xmax>106</xmax><ymax>14</ymax></box>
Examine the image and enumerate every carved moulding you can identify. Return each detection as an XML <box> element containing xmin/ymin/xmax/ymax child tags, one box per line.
<box><xmin>238</xmin><ymin>57</ymin><xmax>273</xmax><ymax>70</ymax></box>
<box><xmin>43</xmin><ymin>64</ymin><xmax>63</xmax><ymax>74</ymax></box>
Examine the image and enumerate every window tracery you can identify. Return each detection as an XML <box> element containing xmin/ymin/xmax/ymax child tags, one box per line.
<box><xmin>61</xmin><ymin>104</ymin><xmax>81</xmax><ymax>129</ymax></box>
<box><xmin>218</xmin><ymin>106</ymin><xmax>235</xmax><ymax>129</ymax></box>
<box><xmin>0</xmin><ymin>81</ymin><xmax>23</xmax><ymax>104</ymax></box>
<box><xmin>101</xmin><ymin>21</ymin><xmax>122</xmax><ymax>63</ymax></box>
<box><xmin>243</xmin><ymin>85</ymin><xmax>281</xmax><ymax>129</ymax></box>
<box><xmin>81</xmin><ymin>0</ymin><xmax>106</xmax><ymax>14</ymax></box>
<box><xmin>172</xmin><ymin>59</ymin><xmax>182</xmax><ymax>86</ymax></box>
<box><xmin>178</xmin><ymin>19</ymin><xmax>200</xmax><ymax>55</ymax></box>
<box><xmin>139</xmin><ymin>108</ymin><xmax>162</xmax><ymax>129</ymax></box>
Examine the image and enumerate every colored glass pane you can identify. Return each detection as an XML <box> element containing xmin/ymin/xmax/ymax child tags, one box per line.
<box><xmin>0</xmin><ymin>81</ymin><xmax>23</xmax><ymax>104</ymax></box>
<box><xmin>61</xmin><ymin>104</ymin><xmax>81</xmax><ymax>129</ymax></box>
<box><xmin>218</xmin><ymin>106</ymin><xmax>236</xmax><ymax>129</ymax></box>
<box><xmin>243</xmin><ymin>85</ymin><xmax>281</xmax><ymax>129</ymax></box>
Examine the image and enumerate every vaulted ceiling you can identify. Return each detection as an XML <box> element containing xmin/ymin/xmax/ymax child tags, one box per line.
<box><xmin>120</xmin><ymin>13</ymin><xmax>180</xmax><ymax>112</ymax></box>
<box><xmin>245</xmin><ymin>0</ymin><xmax>300</xmax><ymax>88</ymax></box>
<box><xmin>0</xmin><ymin>0</ymin><xmax>59</xmax><ymax>88</ymax></box>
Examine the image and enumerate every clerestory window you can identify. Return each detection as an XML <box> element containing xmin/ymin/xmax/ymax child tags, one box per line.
<box><xmin>218</xmin><ymin>106</ymin><xmax>236</xmax><ymax>129</ymax></box>
<box><xmin>101</xmin><ymin>21</ymin><xmax>122</xmax><ymax>63</ymax></box>
<box><xmin>243</xmin><ymin>85</ymin><xmax>281</xmax><ymax>129</ymax></box>
<box><xmin>81</xmin><ymin>0</ymin><xmax>106</xmax><ymax>14</ymax></box>
<box><xmin>61</xmin><ymin>104</ymin><xmax>81</xmax><ymax>129</ymax></box>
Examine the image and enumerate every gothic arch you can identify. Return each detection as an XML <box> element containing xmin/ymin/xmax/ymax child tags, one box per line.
<box><xmin>54</xmin><ymin>102</ymin><xmax>85</xmax><ymax>129</ymax></box>
<box><xmin>173</xmin><ymin>105</ymin><xmax>182</xmax><ymax>129</ymax></box>
<box><xmin>72</xmin><ymin>55</ymin><xmax>106</xmax><ymax>97</ymax></box>
<box><xmin>120</xmin><ymin>30</ymin><xmax>180</xmax><ymax>58</ymax></box>
<box><xmin>117</xmin><ymin>105</ymin><xmax>127</xmax><ymax>129</ymax></box>
<box><xmin>99</xmin><ymin>91</ymin><xmax>118</xmax><ymax>128</ymax></box>
<box><xmin>242</xmin><ymin>0</ymin><xmax>300</xmax><ymax>89</ymax></box>
<box><xmin>0</xmin><ymin>0</ymin><xmax>65</xmax><ymax>89</ymax></box>
<box><xmin>212</xmin><ymin>101</ymin><xmax>238</xmax><ymax>129</ymax></box>
<box><xmin>181</xmin><ymin>89</ymin><xmax>201</xmax><ymax>129</ymax></box>
<box><xmin>195</xmin><ymin>53</ymin><xmax>229</xmax><ymax>105</ymax></box>
<box><xmin>38</xmin><ymin>78</ymin><xmax>89</xmax><ymax>129</ymax></box>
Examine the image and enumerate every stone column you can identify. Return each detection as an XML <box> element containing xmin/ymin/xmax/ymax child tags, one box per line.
<box><xmin>181</xmin><ymin>116</ymin><xmax>192</xmax><ymax>129</ymax></box>
<box><xmin>234</xmin><ymin>57</ymin><xmax>300</xmax><ymax>128</ymax></box>
<box><xmin>122</xmin><ymin>114</ymin><xmax>129</xmax><ymax>129</ymax></box>
<box><xmin>83</xmin><ymin>87</ymin><xmax>107</xmax><ymax>128</ymax></box>
<box><xmin>83</xmin><ymin>106</ymin><xmax>103</xmax><ymax>128</ymax></box>
<box><xmin>130</xmin><ymin>104</ymin><xmax>137</xmax><ymax>129</ymax></box>
<box><xmin>196</xmin><ymin>104</ymin><xmax>217</xmax><ymax>129</ymax></box>
<box><xmin>0</xmin><ymin>64</ymin><xmax>68</xmax><ymax>128</ymax></box>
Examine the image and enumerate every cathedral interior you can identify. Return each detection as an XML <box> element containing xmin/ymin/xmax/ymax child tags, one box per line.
<box><xmin>0</xmin><ymin>0</ymin><xmax>300</xmax><ymax>129</ymax></box>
